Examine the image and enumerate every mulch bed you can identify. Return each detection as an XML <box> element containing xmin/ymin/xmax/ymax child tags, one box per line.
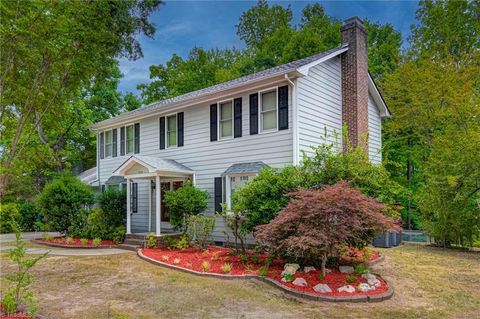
<box><xmin>141</xmin><ymin>245</ymin><xmax>388</xmax><ymax>299</ymax></box>
<box><xmin>35</xmin><ymin>237</ymin><xmax>116</xmax><ymax>248</ymax></box>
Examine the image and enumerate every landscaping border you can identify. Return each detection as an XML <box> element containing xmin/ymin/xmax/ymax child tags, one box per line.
<box><xmin>33</xmin><ymin>239</ymin><xmax>117</xmax><ymax>249</ymax></box>
<box><xmin>137</xmin><ymin>249</ymin><xmax>394</xmax><ymax>303</ymax></box>
<box><xmin>365</xmin><ymin>253</ymin><xmax>385</xmax><ymax>266</ymax></box>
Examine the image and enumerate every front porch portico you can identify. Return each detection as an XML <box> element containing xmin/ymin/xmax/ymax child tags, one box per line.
<box><xmin>112</xmin><ymin>155</ymin><xmax>194</xmax><ymax>236</ymax></box>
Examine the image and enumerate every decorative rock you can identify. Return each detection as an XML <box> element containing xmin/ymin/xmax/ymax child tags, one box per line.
<box><xmin>339</xmin><ymin>266</ymin><xmax>354</xmax><ymax>274</ymax></box>
<box><xmin>313</xmin><ymin>283</ymin><xmax>332</xmax><ymax>293</ymax></box>
<box><xmin>325</xmin><ymin>268</ymin><xmax>332</xmax><ymax>273</ymax></box>
<box><xmin>337</xmin><ymin>285</ymin><xmax>355</xmax><ymax>293</ymax></box>
<box><xmin>357</xmin><ymin>283</ymin><xmax>374</xmax><ymax>292</ymax></box>
<box><xmin>303</xmin><ymin>266</ymin><xmax>316</xmax><ymax>273</ymax></box>
<box><xmin>362</xmin><ymin>273</ymin><xmax>376</xmax><ymax>281</ymax></box>
<box><xmin>368</xmin><ymin>278</ymin><xmax>382</xmax><ymax>288</ymax></box>
<box><xmin>292</xmin><ymin>277</ymin><xmax>308</xmax><ymax>287</ymax></box>
<box><xmin>281</xmin><ymin>263</ymin><xmax>300</xmax><ymax>276</ymax></box>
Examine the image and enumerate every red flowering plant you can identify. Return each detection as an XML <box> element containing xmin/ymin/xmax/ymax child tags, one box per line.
<box><xmin>255</xmin><ymin>182</ymin><xmax>399</xmax><ymax>276</ymax></box>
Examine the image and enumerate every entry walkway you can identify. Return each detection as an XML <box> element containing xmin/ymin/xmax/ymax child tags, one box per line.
<box><xmin>0</xmin><ymin>245</ymin><xmax>130</xmax><ymax>256</ymax></box>
<box><xmin>0</xmin><ymin>232</ymin><xmax>131</xmax><ymax>256</ymax></box>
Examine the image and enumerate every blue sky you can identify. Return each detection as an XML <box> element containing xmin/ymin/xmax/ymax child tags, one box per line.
<box><xmin>118</xmin><ymin>0</ymin><xmax>419</xmax><ymax>94</ymax></box>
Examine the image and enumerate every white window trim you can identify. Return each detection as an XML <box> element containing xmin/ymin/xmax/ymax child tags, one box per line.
<box><xmin>165</xmin><ymin>112</ymin><xmax>178</xmax><ymax>148</ymax></box>
<box><xmin>217</xmin><ymin>99</ymin><xmax>234</xmax><ymax>140</ymax></box>
<box><xmin>225</xmin><ymin>173</ymin><xmax>257</xmax><ymax>210</ymax></box>
<box><xmin>258</xmin><ymin>86</ymin><xmax>279</xmax><ymax>134</ymax></box>
<box><xmin>125</xmin><ymin>124</ymin><xmax>135</xmax><ymax>155</ymax></box>
<box><xmin>104</xmin><ymin>129</ymin><xmax>113</xmax><ymax>158</ymax></box>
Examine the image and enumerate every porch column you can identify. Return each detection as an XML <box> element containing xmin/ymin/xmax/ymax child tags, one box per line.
<box><xmin>225</xmin><ymin>175</ymin><xmax>231</xmax><ymax>210</ymax></box>
<box><xmin>126</xmin><ymin>178</ymin><xmax>131</xmax><ymax>234</ymax></box>
<box><xmin>155</xmin><ymin>175</ymin><xmax>161</xmax><ymax>236</ymax></box>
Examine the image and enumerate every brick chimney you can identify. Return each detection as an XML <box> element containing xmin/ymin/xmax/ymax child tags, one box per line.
<box><xmin>341</xmin><ymin>17</ymin><xmax>369</xmax><ymax>150</ymax></box>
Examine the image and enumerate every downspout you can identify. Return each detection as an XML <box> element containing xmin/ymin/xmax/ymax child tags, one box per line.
<box><xmin>285</xmin><ymin>74</ymin><xmax>299</xmax><ymax>165</ymax></box>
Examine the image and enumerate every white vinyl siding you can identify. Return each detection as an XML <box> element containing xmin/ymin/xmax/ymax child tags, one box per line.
<box><xmin>296</xmin><ymin>56</ymin><xmax>343</xmax><ymax>160</ymax></box>
<box><xmin>98</xmin><ymin>82</ymin><xmax>293</xmax><ymax>238</ymax></box>
<box><xmin>368</xmin><ymin>94</ymin><xmax>382</xmax><ymax>163</ymax></box>
<box><xmin>167</xmin><ymin>114</ymin><xmax>177</xmax><ymax>147</ymax></box>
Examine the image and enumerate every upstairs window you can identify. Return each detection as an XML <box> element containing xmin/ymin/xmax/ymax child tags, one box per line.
<box><xmin>219</xmin><ymin>101</ymin><xmax>233</xmax><ymax>139</ymax></box>
<box><xmin>260</xmin><ymin>89</ymin><xmax>277</xmax><ymax>132</ymax></box>
<box><xmin>126</xmin><ymin>125</ymin><xmax>135</xmax><ymax>153</ymax></box>
<box><xmin>105</xmin><ymin>130</ymin><xmax>113</xmax><ymax>157</ymax></box>
<box><xmin>167</xmin><ymin>114</ymin><xmax>177</xmax><ymax>147</ymax></box>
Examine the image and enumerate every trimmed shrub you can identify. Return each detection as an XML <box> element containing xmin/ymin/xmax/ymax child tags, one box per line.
<box><xmin>164</xmin><ymin>182</ymin><xmax>209</xmax><ymax>230</ymax></box>
<box><xmin>97</xmin><ymin>188</ymin><xmax>126</xmax><ymax>228</ymax></box>
<box><xmin>231</xmin><ymin>166</ymin><xmax>303</xmax><ymax>233</ymax></box>
<box><xmin>37</xmin><ymin>174</ymin><xmax>94</xmax><ymax>232</ymax></box>
<box><xmin>16</xmin><ymin>200</ymin><xmax>42</xmax><ymax>232</ymax></box>
<box><xmin>0</xmin><ymin>203</ymin><xmax>21</xmax><ymax>233</ymax></box>
<box><xmin>255</xmin><ymin>182</ymin><xmax>398</xmax><ymax>276</ymax></box>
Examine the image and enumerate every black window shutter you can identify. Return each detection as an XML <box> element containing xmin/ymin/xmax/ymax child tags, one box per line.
<box><xmin>249</xmin><ymin>93</ymin><xmax>258</xmax><ymax>135</ymax></box>
<box><xmin>131</xmin><ymin>182</ymin><xmax>138</xmax><ymax>213</ymax></box>
<box><xmin>278</xmin><ymin>85</ymin><xmax>289</xmax><ymax>130</ymax></box>
<box><xmin>134</xmin><ymin>123</ymin><xmax>140</xmax><ymax>153</ymax></box>
<box><xmin>234</xmin><ymin>98</ymin><xmax>242</xmax><ymax>138</ymax></box>
<box><xmin>210</xmin><ymin>104</ymin><xmax>217</xmax><ymax>141</ymax></box>
<box><xmin>214</xmin><ymin>177</ymin><xmax>223</xmax><ymax>213</ymax></box>
<box><xmin>177</xmin><ymin>112</ymin><xmax>184</xmax><ymax>146</ymax></box>
<box><xmin>120</xmin><ymin>127</ymin><xmax>125</xmax><ymax>156</ymax></box>
<box><xmin>159</xmin><ymin>117</ymin><xmax>165</xmax><ymax>150</ymax></box>
<box><xmin>112</xmin><ymin>128</ymin><xmax>117</xmax><ymax>157</ymax></box>
<box><xmin>99</xmin><ymin>132</ymin><xmax>104</xmax><ymax>159</ymax></box>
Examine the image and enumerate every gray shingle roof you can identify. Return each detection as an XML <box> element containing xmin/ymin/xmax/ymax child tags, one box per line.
<box><xmin>222</xmin><ymin>162</ymin><xmax>270</xmax><ymax>175</ymax></box>
<box><xmin>133</xmin><ymin>155</ymin><xmax>193</xmax><ymax>172</ymax></box>
<box><xmin>122</xmin><ymin>45</ymin><xmax>348</xmax><ymax>116</ymax></box>
<box><xmin>105</xmin><ymin>175</ymin><xmax>126</xmax><ymax>184</ymax></box>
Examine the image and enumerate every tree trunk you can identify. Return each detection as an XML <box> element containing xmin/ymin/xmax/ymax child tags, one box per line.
<box><xmin>321</xmin><ymin>253</ymin><xmax>327</xmax><ymax>277</ymax></box>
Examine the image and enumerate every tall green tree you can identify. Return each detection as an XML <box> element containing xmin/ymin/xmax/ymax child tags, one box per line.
<box><xmin>138</xmin><ymin>47</ymin><xmax>243</xmax><ymax>104</ymax></box>
<box><xmin>382</xmin><ymin>0</ymin><xmax>480</xmax><ymax>238</ymax></box>
<box><xmin>139</xmin><ymin>1</ymin><xmax>401</xmax><ymax>103</ymax></box>
<box><xmin>0</xmin><ymin>0</ymin><xmax>161</xmax><ymax>196</ymax></box>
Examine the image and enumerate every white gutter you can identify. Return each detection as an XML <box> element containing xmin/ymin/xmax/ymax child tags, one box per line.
<box><xmin>284</xmin><ymin>74</ymin><xmax>299</xmax><ymax>166</ymax></box>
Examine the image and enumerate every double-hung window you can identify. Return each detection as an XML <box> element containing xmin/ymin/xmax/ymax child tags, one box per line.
<box><xmin>126</xmin><ymin>125</ymin><xmax>135</xmax><ymax>154</ymax></box>
<box><xmin>260</xmin><ymin>89</ymin><xmax>277</xmax><ymax>132</ymax></box>
<box><xmin>219</xmin><ymin>101</ymin><xmax>233</xmax><ymax>139</ymax></box>
<box><xmin>167</xmin><ymin>114</ymin><xmax>177</xmax><ymax>147</ymax></box>
<box><xmin>105</xmin><ymin>130</ymin><xmax>113</xmax><ymax>157</ymax></box>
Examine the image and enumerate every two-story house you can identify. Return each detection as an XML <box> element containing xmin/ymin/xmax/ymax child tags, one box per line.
<box><xmin>89</xmin><ymin>17</ymin><xmax>390</xmax><ymax>242</ymax></box>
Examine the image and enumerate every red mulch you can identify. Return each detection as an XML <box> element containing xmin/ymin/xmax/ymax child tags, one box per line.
<box><xmin>0</xmin><ymin>314</ymin><xmax>32</xmax><ymax>319</ymax></box>
<box><xmin>37</xmin><ymin>237</ymin><xmax>115</xmax><ymax>247</ymax></box>
<box><xmin>0</xmin><ymin>306</ymin><xmax>33</xmax><ymax>319</ymax></box>
<box><xmin>141</xmin><ymin>245</ymin><xmax>388</xmax><ymax>297</ymax></box>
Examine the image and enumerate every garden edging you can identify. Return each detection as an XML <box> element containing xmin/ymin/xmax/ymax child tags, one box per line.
<box><xmin>137</xmin><ymin>249</ymin><xmax>394</xmax><ymax>302</ymax></box>
<box><xmin>33</xmin><ymin>239</ymin><xmax>117</xmax><ymax>249</ymax></box>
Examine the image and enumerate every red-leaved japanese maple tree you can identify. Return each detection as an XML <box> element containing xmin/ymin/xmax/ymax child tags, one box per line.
<box><xmin>255</xmin><ymin>182</ymin><xmax>398</xmax><ymax>276</ymax></box>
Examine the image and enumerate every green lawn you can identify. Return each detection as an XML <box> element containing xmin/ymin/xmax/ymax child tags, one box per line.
<box><xmin>1</xmin><ymin>243</ymin><xmax>479</xmax><ymax>319</ymax></box>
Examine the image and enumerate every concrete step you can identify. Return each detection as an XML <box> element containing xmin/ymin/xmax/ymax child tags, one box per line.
<box><xmin>124</xmin><ymin>238</ymin><xmax>145</xmax><ymax>246</ymax></box>
<box><xmin>117</xmin><ymin>244</ymin><xmax>140</xmax><ymax>252</ymax></box>
<box><xmin>125</xmin><ymin>234</ymin><xmax>147</xmax><ymax>240</ymax></box>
